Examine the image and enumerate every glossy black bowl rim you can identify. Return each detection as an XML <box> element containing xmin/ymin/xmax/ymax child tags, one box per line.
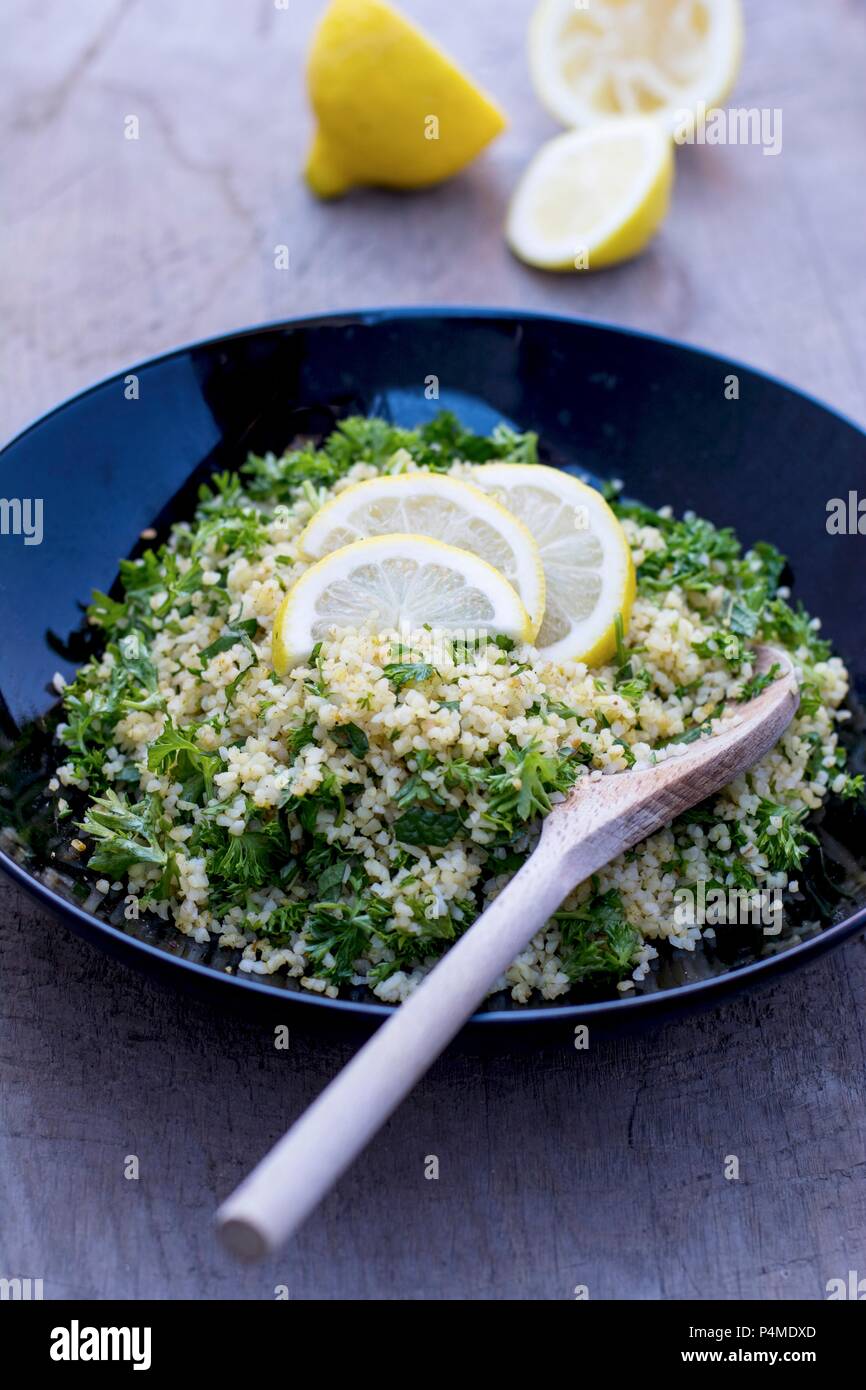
<box><xmin>1</xmin><ymin>304</ymin><xmax>865</xmax><ymax>1027</ymax></box>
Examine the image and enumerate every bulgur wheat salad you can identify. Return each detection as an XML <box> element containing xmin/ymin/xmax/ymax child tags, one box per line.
<box><xmin>47</xmin><ymin>415</ymin><xmax>862</xmax><ymax>1004</ymax></box>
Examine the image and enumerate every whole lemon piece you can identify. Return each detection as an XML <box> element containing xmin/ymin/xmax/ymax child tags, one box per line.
<box><xmin>305</xmin><ymin>0</ymin><xmax>507</xmax><ymax>198</ymax></box>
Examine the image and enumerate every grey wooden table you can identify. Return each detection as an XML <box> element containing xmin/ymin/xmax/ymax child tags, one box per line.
<box><xmin>1</xmin><ymin>0</ymin><xmax>865</xmax><ymax>1301</ymax></box>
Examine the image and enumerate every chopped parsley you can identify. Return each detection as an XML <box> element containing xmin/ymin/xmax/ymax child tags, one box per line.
<box><xmin>80</xmin><ymin>790</ymin><xmax>175</xmax><ymax>899</ymax></box>
<box><xmin>383</xmin><ymin>660</ymin><xmax>438</xmax><ymax>690</ymax></box>
<box><xmin>331</xmin><ymin>723</ymin><xmax>370</xmax><ymax>758</ymax></box>
<box><xmin>393</xmin><ymin>807</ymin><xmax>463</xmax><ymax>846</ymax></box>
<box><xmin>737</xmin><ymin>663</ymin><xmax>780</xmax><ymax>702</ymax></box>
<box><xmin>556</xmin><ymin>889</ymin><xmax>639</xmax><ymax>984</ymax></box>
<box><xmin>484</xmin><ymin>741</ymin><xmax>582</xmax><ymax>830</ymax></box>
<box><xmin>197</xmin><ymin>618</ymin><xmax>258</xmax><ymax>667</ymax></box>
<box><xmin>754</xmin><ymin>799</ymin><xmax>818</xmax><ymax>873</ymax></box>
<box><xmin>146</xmin><ymin>718</ymin><xmax>221</xmax><ymax>801</ymax></box>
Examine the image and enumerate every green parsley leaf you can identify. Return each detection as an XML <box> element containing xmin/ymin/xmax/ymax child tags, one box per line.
<box><xmin>331</xmin><ymin>723</ymin><xmax>369</xmax><ymax>757</ymax></box>
<box><xmin>383</xmin><ymin>660</ymin><xmax>437</xmax><ymax>690</ymax></box>
<box><xmin>198</xmin><ymin>618</ymin><xmax>258</xmax><ymax>665</ymax></box>
<box><xmin>393</xmin><ymin>807</ymin><xmax>462</xmax><ymax>846</ymax></box>
<box><xmin>556</xmin><ymin>889</ymin><xmax>639</xmax><ymax>984</ymax></box>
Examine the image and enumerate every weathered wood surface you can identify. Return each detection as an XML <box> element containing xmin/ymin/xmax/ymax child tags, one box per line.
<box><xmin>1</xmin><ymin>0</ymin><xmax>865</xmax><ymax>1301</ymax></box>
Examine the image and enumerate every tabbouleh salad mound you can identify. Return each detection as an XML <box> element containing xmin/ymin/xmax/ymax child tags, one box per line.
<box><xmin>49</xmin><ymin>415</ymin><xmax>861</xmax><ymax>1003</ymax></box>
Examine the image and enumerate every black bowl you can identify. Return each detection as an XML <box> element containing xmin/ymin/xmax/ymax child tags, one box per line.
<box><xmin>1</xmin><ymin>308</ymin><xmax>864</xmax><ymax>1027</ymax></box>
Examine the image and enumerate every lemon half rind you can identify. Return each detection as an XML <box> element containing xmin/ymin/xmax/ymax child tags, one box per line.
<box><xmin>505</xmin><ymin>119</ymin><xmax>674</xmax><ymax>272</ymax></box>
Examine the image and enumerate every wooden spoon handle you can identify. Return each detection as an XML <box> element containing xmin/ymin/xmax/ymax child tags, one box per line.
<box><xmin>216</xmin><ymin>829</ymin><xmax>587</xmax><ymax>1258</ymax></box>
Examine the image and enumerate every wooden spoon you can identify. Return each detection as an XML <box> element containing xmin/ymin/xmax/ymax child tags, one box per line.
<box><xmin>217</xmin><ymin>645</ymin><xmax>799</xmax><ymax>1258</ymax></box>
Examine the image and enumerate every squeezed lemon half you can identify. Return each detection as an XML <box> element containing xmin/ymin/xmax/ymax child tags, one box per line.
<box><xmin>528</xmin><ymin>0</ymin><xmax>743</xmax><ymax>133</ymax></box>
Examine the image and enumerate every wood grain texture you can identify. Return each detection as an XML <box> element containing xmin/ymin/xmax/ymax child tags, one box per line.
<box><xmin>1</xmin><ymin>0</ymin><xmax>865</xmax><ymax>1301</ymax></box>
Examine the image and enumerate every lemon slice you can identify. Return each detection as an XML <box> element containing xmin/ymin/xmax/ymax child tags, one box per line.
<box><xmin>297</xmin><ymin>472</ymin><xmax>546</xmax><ymax>639</ymax></box>
<box><xmin>305</xmin><ymin>0</ymin><xmax>507</xmax><ymax>197</ymax></box>
<box><xmin>470</xmin><ymin>464</ymin><xmax>635</xmax><ymax>666</ymax></box>
<box><xmin>528</xmin><ymin>0</ymin><xmax>743</xmax><ymax>132</ymax></box>
<box><xmin>273</xmin><ymin>535</ymin><xmax>532</xmax><ymax>675</ymax></box>
<box><xmin>506</xmin><ymin>118</ymin><xmax>674</xmax><ymax>271</ymax></box>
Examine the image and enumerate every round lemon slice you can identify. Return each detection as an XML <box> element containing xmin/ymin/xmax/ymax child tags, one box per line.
<box><xmin>297</xmin><ymin>472</ymin><xmax>546</xmax><ymax>638</ymax></box>
<box><xmin>528</xmin><ymin>0</ymin><xmax>743</xmax><ymax>133</ymax></box>
<box><xmin>470</xmin><ymin>464</ymin><xmax>635</xmax><ymax>666</ymax></box>
<box><xmin>506</xmin><ymin>118</ymin><xmax>674</xmax><ymax>271</ymax></box>
<box><xmin>305</xmin><ymin>0</ymin><xmax>507</xmax><ymax>197</ymax></box>
<box><xmin>272</xmin><ymin>534</ymin><xmax>532</xmax><ymax>675</ymax></box>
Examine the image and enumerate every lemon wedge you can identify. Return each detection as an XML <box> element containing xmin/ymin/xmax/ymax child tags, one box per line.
<box><xmin>305</xmin><ymin>0</ymin><xmax>507</xmax><ymax>197</ymax></box>
<box><xmin>470</xmin><ymin>464</ymin><xmax>635</xmax><ymax>666</ymax></box>
<box><xmin>528</xmin><ymin>0</ymin><xmax>743</xmax><ymax>132</ymax></box>
<box><xmin>297</xmin><ymin>472</ymin><xmax>546</xmax><ymax>639</ymax></box>
<box><xmin>272</xmin><ymin>535</ymin><xmax>532</xmax><ymax>675</ymax></box>
<box><xmin>506</xmin><ymin>118</ymin><xmax>674</xmax><ymax>271</ymax></box>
